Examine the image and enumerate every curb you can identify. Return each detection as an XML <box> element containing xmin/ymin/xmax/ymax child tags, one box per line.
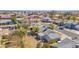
<box><xmin>54</xmin><ymin>30</ymin><xmax>72</xmax><ymax>40</ymax></box>
<box><xmin>64</xmin><ymin>29</ymin><xmax>79</xmax><ymax>35</ymax></box>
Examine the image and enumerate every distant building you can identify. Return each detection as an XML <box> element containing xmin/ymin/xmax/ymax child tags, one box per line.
<box><xmin>0</xmin><ymin>15</ymin><xmax>11</xmax><ymax>19</ymax></box>
<box><xmin>41</xmin><ymin>16</ymin><xmax>52</xmax><ymax>23</ymax></box>
<box><xmin>0</xmin><ymin>14</ymin><xmax>17</xmax><ymax>29</ymax></box>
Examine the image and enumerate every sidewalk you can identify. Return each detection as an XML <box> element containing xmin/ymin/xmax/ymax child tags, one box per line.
<box><xmin>64</xmin><ymin>29</ymin><xmax>79</xmax><ymax>35</ymax></box>
<box><xmin>54</xmin><ymin>30</ymin><xmax>72</xmax><ymax>40</ymax></box>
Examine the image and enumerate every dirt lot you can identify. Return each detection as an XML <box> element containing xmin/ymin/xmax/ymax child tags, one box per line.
<box><xmin>22</xmin><ymin>35</ymin><xmax>38</xmax><ymax>48</ymax></box>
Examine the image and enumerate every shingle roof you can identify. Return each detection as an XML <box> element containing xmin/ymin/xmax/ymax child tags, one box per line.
<box><xmin>38</xmin><ymin>29</ymin><xmax>60</xmax><ymax>41</ymax></box>
<box><xmin>41</xmin><ymin>17</ymin><xmax>52</xmax><ymax>22</ymax></box>
<box><xmin>0</xmin><ymin>19</ymin><xmax>11</xmax><ymax>23</ymax></box>
<box><xmin>38</xmin><ymin>25</ymin><xmax>48</xmax><ymax>32</ymax></box>
<box><xmin>48</xmin><ymin>33</ymin><xmax>60</xmax><ymax>40</ymax></box>
<box><xmin>38</xmin><ymin>33</ymin><xmax>45</xmax><ymax>36</ymax></box>
<box><xmin>44</xmin><ymin>29</ymin><xmax>55</xmax><ymax>34</ymax></box>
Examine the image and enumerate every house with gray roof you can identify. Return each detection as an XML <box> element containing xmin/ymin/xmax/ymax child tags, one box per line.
<box><xmin>37</xmin><ymin>29</ymin><xmax>60</xmax><ymax>42</ymax></box>
<box><xmin>37</xmin><ymin>33</ymin><xmax>48</xmax><ymax>42</ymax></box>
<box><xmin>0</xmin><ymin>19</ymin><xmax>14</xmax><ymax>25</ymax></box>
<box><xmin>41</xmin><ymin>16</ymin><xmax>52</xmax><ymax>23</ymax></box>
<box><xmin>38</xmin><ymin>25</ymin><xmax>48</xmax><ymax>32</ymax></box>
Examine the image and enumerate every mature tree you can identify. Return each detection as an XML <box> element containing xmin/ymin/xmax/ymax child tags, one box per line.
<box><xmin>66</xmin><ymin>16</ymin><xmax>71</xmax><ymax>20</ymax></box>
<box><xmin>70</xmin><ymin>16</ymin><xmax>76</xmax><ymax>21</ymax></box>
<box><xmin>11</xmin><ymin>14</ymin><xmax>17</xmax><ymax>24</ymax></box>
<box><xmin>49</xmin><ymin>11</ymin><xmax>56</xmax><ymax>19</ymax></box>
<box><xmin>42</xmin><ymin>38</ymin><xmax>57</xmax><ymax>48</ymax></box>
<box><xmin>31</xmin><ymin>26</ymin><xmax>39</xmax><ymax>33</ymax></box>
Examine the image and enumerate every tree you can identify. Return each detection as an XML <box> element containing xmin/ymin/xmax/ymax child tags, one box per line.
<box><xmin>12</xmin><ymin>28</ymin><xmax>26</xmax><ymax>38</ymax></box>
<box><xmin>11</xmin><ymin>14</ymin><xmax>17</xmax><ymax>24</ymax></box>
<box><xmin>66</xmin><ymin>16</ymin><xmax>71</xmax><ymax>20</ymax></box>
<box><xmin>36</xmin><ymin>41</ymin><xmax>42</xmax><ymax>48</ymax></box>
<box><xmin>11</xmin><ymin>28</ymin><xmax>26</xmax><ymax>48</ymax></box>
<box><xmin>1</xmin><ymin>35</ymin><xmax>9</xmax><ymax>44</ymax></box>
<box><xmin>19</xmin><ymin>39</ymin><xmax>24</xmax><ymax>48</ymax></box>
<box><xmin>42</xmin><ymin>43</ymin><xmax>50</xmax><ymax>48</ymax></box>
<box><xmin>48</xmin><ymin>39</ymin><xmax>57</xmax><ymax>44</ymax></box>
<box><xmin>31</xmin><ymin>26</ymin><xmax>39</xmax><ymax>33</ymax></box>
<box><xmin>70</xmin><ymin>16</ymin><xmax>76</xmax><ymax>21</ymax></box>
<box><xmin>49</xmin><ymin>11</ymin><xmax>56</xmax><ymax>19</ymax></box>
<box><xmin>48</xmin><ymin>24</ymin><xmax>54</xmax><ymax>30</ymax></box>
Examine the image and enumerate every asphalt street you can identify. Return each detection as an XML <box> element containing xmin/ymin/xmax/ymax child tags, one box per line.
<box><xmin>55</xmin><ymin>28</ymin><xmax>79</xmax><ymax>40</ymax></box>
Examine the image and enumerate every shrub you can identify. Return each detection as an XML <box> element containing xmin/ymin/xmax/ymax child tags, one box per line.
<box><xmin>12</xmin><ymin>28</ymin><xmax>26</xmax><ymax>38</ymax></box>
<box><xmin>48</xmin><ymin>39</ymin><xmax>57</xmax><ymax>44</ymax></box>
<box><xmin>18</xmin><ymin>39</ymin><xmax>24</xmax><ymax>48</ymax></box>
<box><xmin>31</xmin><ymin>26</ymin><xmax>39</xmax><ymax>33</ymax></box>
<box><xmin>48</xmin><ymin>24</ymin><xmax>54</xmax><ymax>30</ymax></box>
<box><xmin>36</xmin><ymin>41</ymin><xmax>42</xmax><ymax>48</ymax></box>
<box><xmin>2</xmin><ymin>35</ymin><xmax>8</xmax><ymax>39</ymax></box>
<box><xmin>11</xmin><ymin>15</ymin><xmax>17</xmax><ymax>24</ymax></box>
<box><xmin>42</xmin><ymin>43</ymin><xmax>50</xmax><ymax>48</ymax></box>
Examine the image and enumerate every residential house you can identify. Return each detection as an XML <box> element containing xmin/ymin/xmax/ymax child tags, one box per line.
<box><xmin>41</xmin><ymin>16</ymin><xmax>52</xmax><ymax>23</ymax></box>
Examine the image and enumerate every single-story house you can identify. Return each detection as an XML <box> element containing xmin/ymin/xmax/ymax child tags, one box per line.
<box><xmin>37</xmin><ymin>33</ymin><xmax>48</xmax><ymax>42</ymax></box>
<box><xmin>38</xmin><ymin>25</ymin><xmax>48</xmax><ymax>32</ymax></box>
<box><xmin>41</xmin><ymin>16</ymin><xmax>52</xmax><ymax>23</ymax></box>
<box><xmin>0</xmin><ymin>15</ymin><xmax>11</xmax><ymax>19</ymax></box>
<box><xmin>37</xmin><ymin>29</ymin><xmax>60</xmax><ymax>42</ymax></box>
<box><xmin>0</xmin><ymin>19</ymin><xmax>14</xmax><ymax>25</ymax></box>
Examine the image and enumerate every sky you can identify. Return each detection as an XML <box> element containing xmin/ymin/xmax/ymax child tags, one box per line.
<box><xmin>0</xmin><ymin>0</ymin><xmax>79</xmax><ymax>10</ymax></box>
